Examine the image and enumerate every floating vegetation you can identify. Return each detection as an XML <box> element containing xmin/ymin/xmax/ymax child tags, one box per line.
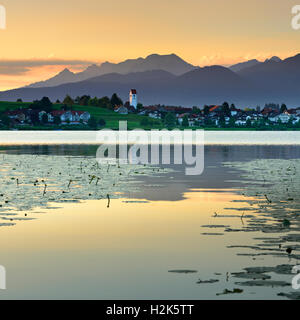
<box><xmin>122</xmin><ymin>200</ymin><xmax>150</xmax><ymax>204</ymax></box>
<box><xmin>231</xmin><ymin>272</ymin><xmax>271</xmax><ymax>280</ymax></box>
<box><xmin>197</xmin><ymin>279</ymin><xmax>219</xmax><ymax>284</ymax></box>
<box><xmin>201</xmin><ymin>225</ymin><xmax>230</xmax><ymax>228</ymax></box>
<box><xmin>216</xmin><ymin>288</ymin><xmax>243</xmax><ymax>296</ymax></box>
<box><xmin>0</xmin><ymin>154</ymin><xmax>173</xmax><ymax>227</ymax></box>
<box><xmin>278</xmin><ymin>292</ymin><xmax>300</xmax><ymax>300</ymax></box>
<box><xmin>168</xmin><ymin>270</ymin><xmax>198</xmax><ymax>274</ymax></box>
<box><xmin>235</xmin><ymin>280</ymin><xmax>290</xmax><ymax>287</ymax></box>
<box><xmin>200</xmin><ymin>159</ymin><xmax>300</xmax><ymax>299</ymax></box>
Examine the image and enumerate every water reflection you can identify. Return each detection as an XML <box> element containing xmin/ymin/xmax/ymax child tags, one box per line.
<box><xmin>0</xmin><ymin>144</ymin><xmax>300</xmax><ymax>299</ymax></box>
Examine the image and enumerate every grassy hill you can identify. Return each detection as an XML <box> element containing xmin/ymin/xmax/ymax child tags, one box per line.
<box><xmin>0</xmin><ymin>101</ymin><xmax>163</xmax><ymax>130</ymax></box>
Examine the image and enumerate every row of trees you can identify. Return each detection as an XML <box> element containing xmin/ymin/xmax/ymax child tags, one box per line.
<box><xmin>17</xmin><ymin>93</ymin><xmax>125</xmax><ymax>111</ymax></box>
<box><xmin>61</xmin><ymin>93</ymin><xmax>123</xmax><ymax>110</ymax></box>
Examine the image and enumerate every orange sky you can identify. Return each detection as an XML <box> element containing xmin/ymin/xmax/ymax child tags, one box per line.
<box><xmin>0</xmin><ymin>0</ymin><xmax>300</xmax><ymax>90</ymax></box>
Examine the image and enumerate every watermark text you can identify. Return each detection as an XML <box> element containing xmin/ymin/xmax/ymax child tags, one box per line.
<box><xmin>292</xmin><ymin>5</ymin><xmax>300</xmax><ymax>30</ymax></box>
<box><xmin>0</xmin><ymin>4</ymin><xmax>6</xmax><ymax>30</ymax></box>
<box><xmin>96</xmin><ymin>121</ymin><xmax>204</xmax><ymax>176</ymax></box>
<box><xmin>0</xmin><ymin>265</ymin><xmax>6</xmax><ymax>290</ymax></box>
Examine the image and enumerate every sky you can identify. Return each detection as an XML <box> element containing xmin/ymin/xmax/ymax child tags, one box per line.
<box><xmin>0</xmin><ymin>0</ymin><xmax>300</xmax><ymax>90</ymax></box>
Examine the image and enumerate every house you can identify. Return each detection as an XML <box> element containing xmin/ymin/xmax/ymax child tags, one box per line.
<box><xmin>177</xmin><ymin>113</ymin><xmax>188</xmax><ymax>125</ymax></box>
<box><xmin>129</xmin><ymin>89</ymin><xmax>138</xmax><ymax>109</ymax></box>
<box><xmin>209</xmin><ymin>105</ymin><xmax>222</xmax><ymax>115</ymax></box>
<box><xmin>49</xmin><ymin>110</ymin><xmax>91</xmax><ymax>124</ymax></box>
<box><xmin>278</xmin><ymin>113</ymin><xmax>291</xmax><ymax>123</ymax></box>
<box><xmin>235</xmin><ymin>119</ymin><xmax>247</xmax><ymax>126</ymax></box>
<box><xmin>230</xmin><ymin>105</ymin><xmax>238</xmax><ymax>116</ymax></box>
<box><xmin>5</xmin><ymin>110</ymin><xmax>26</xmax><ymax>123</ymax></box>
<box><xmin>140</xmin><ymin>106</ymin><xmax>162</xmax><ymax>119</ymax></box>
<box><xmin>39</xmin><ymin>111</ymin><xmax>48</xmax><ymax>122</ymax></box>
<box><xmin>115</xmin><ymin>106</ymin><xmax>128</xmax><ymax>115</ymax></box>
<box><xmin>268</xmin><ymin>112</ymin><xmax>291</xmax><ymax>124</ymax></box>
<box><xmin>114</xmin><ymin>105</ymin><xmax>122</xmax><ymax>112</ymax></box>
<box><xmin>292</xmin><ymin>116</ymin><xmax>300</xmax><ymax>125</ymax></box>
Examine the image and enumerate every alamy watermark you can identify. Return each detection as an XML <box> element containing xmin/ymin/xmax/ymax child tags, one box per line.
<box><xmin>292</xmin><ymin>5</ymin><xmax>300</xmax><ymax>30</ymax></box>
<box><xmin>96</xmin><ymin>121</ymin><xmax>204</xmax><ymax>176</ymax></box>
<box><xmin>0</xmin><ymin>4</ymin><xmax>6</xmax><ymax>30</ymax></box>
<box><xmin>292</xmin><ymin>265</ymin><xmax>300</xmax><ymax>290</ymax></box>
<box><xmin>0</xmin><ymin>265</ymin><xmax>6</xmax><ymax>290</ymax></box>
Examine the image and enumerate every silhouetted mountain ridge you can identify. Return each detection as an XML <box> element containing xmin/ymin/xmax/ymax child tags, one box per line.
<box><xmin>1</xmin><ymin>53</ymin><xmax>300</xmax><ymax>107</ymax></box>
<box><xmin>27</xmin><ymin>54</ymin><xmax>196</xmax><ymax>88</ymax></box>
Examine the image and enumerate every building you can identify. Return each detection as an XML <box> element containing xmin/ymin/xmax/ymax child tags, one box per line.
<box><xmin>5</xmin><ymin>110</ymin><xmax>26</xmax><ymax>123</ymax></box>
<box><xmin>129</xmin><ymin>89</ymin><xmax>138</xmax><ymax>109</ymax></box>
<box><xmin>49</xmin><ymin>110</ymin><xmax>91</xmax><ymax>124</ymax></box>
<box><xmin>115</xmin><ymin>106</ymin><xmax>128</xmax><ymax>115</ymax></box>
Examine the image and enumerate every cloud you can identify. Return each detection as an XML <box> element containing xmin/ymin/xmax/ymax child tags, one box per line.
<box><xmin>0</xmin><ymin>66</ymin><xmax>30</xmax><ymax>75</ymax></box>
<box><xmin>0</xmin><ymin>59</ymin><xmax>95</xmax><ymax>75</ymax></box>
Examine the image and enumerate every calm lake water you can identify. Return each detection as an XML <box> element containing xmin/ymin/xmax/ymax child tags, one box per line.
<box><xmin>0</xmin><ymin>131</ymin><xmax>300</xmax><ymax>300</ymax></box>
<box><xmin>0</xmin><ymin>130</ymin><xmax>300</xmax><ymax>145</ymax></box>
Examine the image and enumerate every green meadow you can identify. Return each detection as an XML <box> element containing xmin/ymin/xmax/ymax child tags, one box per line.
<box><xmin>0</xmin><ymin>101</ymin><xmax>163</xmax><ymax>130</ymax></box>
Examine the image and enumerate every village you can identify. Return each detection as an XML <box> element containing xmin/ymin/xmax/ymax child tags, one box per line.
<box><xmin>1</xmin><ymin>89</ymin><xmax>300</xmax><ymax>129</ymax></box>
<box><xmin>115</xmin><ymin>90</ymin><xmax>300</xmax><ymax>128</ymax></box>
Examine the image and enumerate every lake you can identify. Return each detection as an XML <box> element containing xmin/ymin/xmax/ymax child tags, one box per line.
<box><xmin>0</xmin><ymin>130</ymin><xmax>300</xmax><ymax>145</ymax></box>
<box><xmin>0</xmin><ymin>131</ymin><xmax>299</xmax><ymax>300</ymax></box>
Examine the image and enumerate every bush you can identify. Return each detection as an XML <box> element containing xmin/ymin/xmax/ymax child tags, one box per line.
<box><xmin>98</xmin><ymin>118</ymin><xmax>106</xmax><ymax>127</ymax></box>
<box><xmin>88</xmin><ymin>117</ymin><xmax>98</xmax><ymax>129</ymax></box>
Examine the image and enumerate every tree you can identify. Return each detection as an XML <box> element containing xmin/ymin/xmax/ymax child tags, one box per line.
<box><xmin>75</xmin><ymin>96</ymin><xmax>81</xmax><ymax>104</ymax></box>
<box><xmin>203</xmin><ymin>105</ymin><xmax>210</xmax><ymax>116</ymax></box>
<box><xmin>98</xmin><ymin>118</ymin><xmax>106</xmax><ymax>127</ymax></box>
<box><xmin>30</xmin><ymin>97</ymin><xmax>53</xmax><ymax>112</ymax></box>
<box><xmin>89</xmin><ymin>97</ymin><xmax>99</xmax><ymax>107</ymax></box>
<box><xmin>54</xmin><ymin>116</ymin><xmax>61</xmax><ymax>125</ymax></box>
<box><xmin>229</xmin><ymin>117</ymin><xmax>236</xmax><ymax>127</ymax></box>
<box><xmin>287</xmin><ymin>117</ymin><xmax>293</xmax><ymax>128</ymax></box>
<box><xmin>98</xmin><ymin>96</ymin><xmax>112</xmax><ymax>109</ymax></box>
<box><xmin>16</xmin><ymin>98</ymin><xmax>23</xmax><ymax>103</ymax></box>
<box><xmin>0</xmin><ymin>114</ymin><xmax>10</xmax><ymax>127</ymax></box>
<box><xmin>192</xmin><ymin>106</ymin><xmax>201</xmax><ymax>114</ymax></box>
<box><xmin>137</xmin><ymin>103</ymin><xmax>143</xmax><ymax>111</ymax></box>
<box><xmin>182</xmin><ymin>115</ymin><xmax>189</xmax><ymax>127</ymax></box>
<box><xmin>41</xmin><ymin>113</ymin><xmax>48</xmax><ymax>124</ymax></box>
<box><xmin>79</xmin><ymin>95</ymin><xmax>90</xmax><ymax>106</ymax></box>
<box><xmin>164</xmin><ymin>112</ymin><xmax>176</xmax><ymax>128</ymax></box>
<box><xmin>63</xmin><ymin>95</ymin><xmax>74</xmax><ymax>107</ymax></box>
<box><xmin>219</xmin><ymin>114</ymin><xmax>226</xmax><ymax>127</ymax></box>
<box><xmin>88</xmin><ymin>117</ymin><xmax>98</xmax><ymax>129</ymax></box>
<box><xmin>280</xmin><ymin>104</ymin><xmax>287</xmax><ymax>113</ymax></box>
<box><xmin>29</xmin><ymin>111</ymin><xmax>40</xmax><ymax>125</ymax></box>
<box><xmin>222</xmin><ymin>102</ymin><xmax>230</xmax><ymax>117</ymax></box>
<box><xmin>40</xmin><ymin>97</ymin><xmax>52</xmax><ymax>110</ymax></box>
<box><xmin>246</xmin><ymin>118</ymin><xmax>252</xmax><ymax>128</ymax></box>
<box><xmin>204</xmin><ymin>117</ymin><xmax>214</xmax><ymax>126</ymax></box>
<box><xmin>110</xmin><ymin>93</ymin><xmax>123</xmax><ymax>107</ymax></box>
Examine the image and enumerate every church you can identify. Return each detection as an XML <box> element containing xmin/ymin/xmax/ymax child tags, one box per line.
<box><xmin>129</xmin><ymin>89</ymin><xmax>138</xmax><ymax>109</ymax></box>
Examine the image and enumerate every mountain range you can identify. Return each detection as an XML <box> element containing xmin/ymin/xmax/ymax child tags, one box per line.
<box><xmin>27</xmin><ymin>54</ymin><xmax>196</xmax><ymax>88</ymax></box>
<box><xmin>1</xmin><ymin>53</ymin><xmax>300</xmax><ymax>107</ymax></box>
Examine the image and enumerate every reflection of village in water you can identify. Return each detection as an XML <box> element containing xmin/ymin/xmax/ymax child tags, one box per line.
<box><xmin>0</xmin><ymin>144</ymin><xmax>300</xmax><ymax>299</ymax></box>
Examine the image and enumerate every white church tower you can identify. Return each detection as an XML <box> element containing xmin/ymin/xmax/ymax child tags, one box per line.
<box><xmin>129</xmin><ymin>89</ymin><xmax>138</xmax><ymax>109</ymax></box>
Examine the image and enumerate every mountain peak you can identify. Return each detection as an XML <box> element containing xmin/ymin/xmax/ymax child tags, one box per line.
<box><xmin>59</xmin><ymin>68</ymin><xmax>73</xmax><ymax>75</ymax></box>
<box><xmin>27</xmin><ymin>53</ymin><xmax>196</xmax><ymax>88</ymax></box>
<box><xmin>229</xmin><ymin>59</ymin><xmax>261</xmax><ymax>72</ymax></box>
<box><xmin>265</xmin><ymin>56</ymin><xmax>282</xmax><ymax>63</ymax></box>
